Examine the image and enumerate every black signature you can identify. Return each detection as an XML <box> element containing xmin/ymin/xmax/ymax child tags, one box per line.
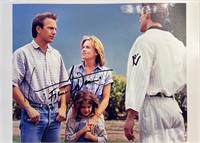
<box><xmin>29</xmin><ymin>65</ymin><xmax>113</xmax><ymax>101</ymax></box>
<box><xmin>48</xmin><ymin>87</ymin><xmax>68</xmax><ymax>102</ymax></box>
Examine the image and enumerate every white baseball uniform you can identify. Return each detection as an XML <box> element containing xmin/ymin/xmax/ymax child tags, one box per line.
<box><xmin>126</xmin><ymin>27</ymin><xmax>186</xmax><ymax>142</ymax></box>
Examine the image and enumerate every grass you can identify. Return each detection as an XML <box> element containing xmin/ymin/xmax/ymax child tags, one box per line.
<box><xmin>13</xmin><ymin>136</ymin><xmax>20</xmax><ymax>143</ymax></box>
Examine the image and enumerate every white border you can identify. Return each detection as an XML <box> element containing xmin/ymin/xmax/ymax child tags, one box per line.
<box><xmin>1</xmin><ymin>1</ymin><xmax>12</xmax><ymax>143</ymax></box>
<box><xmin>0</xmin><ymin>1</ymin><xmax>2</xmax><ymax>143</ymax></box>
<box><xmin>187</xmin><ymin>2</ymin><xmax>200</xmax><ymax>142</ymax></box>
<box><xmin>1</xmin><ymin>0</ymin><xmax>199</xmax><ymax>142</ymax></box>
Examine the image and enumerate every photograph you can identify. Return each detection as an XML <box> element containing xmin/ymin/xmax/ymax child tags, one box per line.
<box><xmin>0</xmin><ymin>0</ymin><xmax>200</xmax><ymax>142</ymax></box>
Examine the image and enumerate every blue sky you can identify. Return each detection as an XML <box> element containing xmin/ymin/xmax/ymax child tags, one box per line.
<box><xmin>13</xmin><ymin>4</ymin><xmax>142</xmax><ymax>75</ymax></box>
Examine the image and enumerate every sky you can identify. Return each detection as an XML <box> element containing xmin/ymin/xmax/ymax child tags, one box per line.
<box><xmin>12</xmin><ymin>4</ymin><xmax>142</xmax><ymax>75</ymax></box>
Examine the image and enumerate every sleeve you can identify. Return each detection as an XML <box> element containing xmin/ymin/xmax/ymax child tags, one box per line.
<box><xmin>65</xmin><ymin>118</ymin><xmax>78</xmax><ymax>142</ymax></box>
<box><xmin>104</xmin><ymin>68</ymin><xmax>114</xmax><ymax>86</ymax></box>
<box><xmin>125</xmin><ymin>39</ymin><xmax>154</xmax><ymax>112</ymax></box>
<box><xmin>95</xmin><ymin>120</ymin><xmax>108</xmax><ymax>142</ymax></box>
<box><xmin>59</xmin><ymin>56</ymin><xmax>71</xmax><ymax>88</ymax></box>
<box><xmin>67</xmin><ymin>65</ymin><xmax>75</xmax><ymax>81</ymax></box>
<box><xmin>12</xmin><ymin>49</ymin><xmax>26</xmax><ymax>87</ymax></box>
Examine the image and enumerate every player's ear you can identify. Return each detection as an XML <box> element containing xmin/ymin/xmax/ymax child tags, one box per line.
<box><xmin>36</xmin><ymin>25</ymin><xmax>42</xmax><ymax>34</ymax></box>
<box><xmin>146</xmin><ymin>13</ymin><xmax>151</xmax><ymax>20</ymax></box>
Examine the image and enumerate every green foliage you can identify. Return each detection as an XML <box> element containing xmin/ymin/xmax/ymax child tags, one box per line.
<box><xmin>174</xmin><ymin>87</ymin><xmax>187</xmax><ymax>107</ymax></box>
<box><xmin>105</xmin><ymin>75</ymin><xmax>126</xmax><ymax>120</ymax></box>
<box><xmin>13</xmin><ymin>135</ymin><xmax>21</xmax><ymax>143</ymax></box>
<box><xmin>13</xmin><ymin>100</ymin><xmax>21</xmax><ymax>120</ymax></box>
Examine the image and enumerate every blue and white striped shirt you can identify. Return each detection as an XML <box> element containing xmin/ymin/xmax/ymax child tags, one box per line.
<box><xmin>13</xmin><ymin>40</ymin><xmax>71</xmax><ymax>104</ymax></box>
<box><xmin>68</xmin><ymin>63</ymin><xmax>113</xmax><ymax>101</ymax></box>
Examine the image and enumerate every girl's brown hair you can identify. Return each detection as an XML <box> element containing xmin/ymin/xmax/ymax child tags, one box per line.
<box><xmin>74</xmin><ymin>90</ymin><xmax>99</xmax><ymax>117</ymax></box>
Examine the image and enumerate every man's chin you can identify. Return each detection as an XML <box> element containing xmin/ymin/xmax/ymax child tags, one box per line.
<box><xmin>48</xmin><ymin>38</ymin><xmax>55</xmax><ymax>43</ymax></box>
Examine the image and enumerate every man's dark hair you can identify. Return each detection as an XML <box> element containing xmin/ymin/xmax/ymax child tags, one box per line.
<box><xmin>32</xmin><ymin>12</ymin><xmax>57</xmax><ymax>38</ymax></box>
<box><xmin>142</xmin><ymin>3</ymin><xmax>169</xmax><ymax>26</ymax></box>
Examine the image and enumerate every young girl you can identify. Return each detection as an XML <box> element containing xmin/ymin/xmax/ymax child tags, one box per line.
<box><xmin>65</xmin><ymin>90</ymin><xmax>107</xmax><ymax>142</ymax></box>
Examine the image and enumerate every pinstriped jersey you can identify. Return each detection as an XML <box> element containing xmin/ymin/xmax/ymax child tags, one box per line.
<box><xmin>125</xmin><ymin>28</ymin><xmax>186</xmax><ymax>112</ymax></box>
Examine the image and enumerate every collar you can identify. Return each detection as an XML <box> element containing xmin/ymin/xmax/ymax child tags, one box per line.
<box><xmin>147</xmin><ymin>26</ymin><xmax>165</xmax><ymax>31</ymax></box>
<box><xmin>31</xmin><ymin>40</ymin><xmax>52</xmax><ymax>52</ymax></box>
<box><xmin>79</xmin><ymin>62</ymin><xmax>102</xmax><ymax>70</ymax></box>
<box><xmin>75</xmin><ymin>113</ymin><xmax>94</xmax><ymax>121</ymax></box>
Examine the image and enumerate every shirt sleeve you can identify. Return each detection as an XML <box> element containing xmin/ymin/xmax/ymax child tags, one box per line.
<box><xmin>95</xmin><ymin>120</ymin><xmax>108</xmax><ymax>142</ymax></box>
<box><xmin>12</xmin><ymin>49</ymin><xmax>26</xmax><ymax>87</ymax></box>
<box><xmin>104</xmin><ymin>68</ymin><xmax>114</xmax><ymax>86</ymax></box>
<box><xmin>65</xmin><ymin>118</ymin><xmax>78</xmax><ymax>142</ymax></box>
<box><xmin>125</xmin><ymin>39</ymin><xmax>154</xmax><ymax>112</ymax></box>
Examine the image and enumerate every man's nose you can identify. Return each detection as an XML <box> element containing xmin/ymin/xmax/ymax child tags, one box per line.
<box><xmin>52</xmin><ymin>29</ymin><xmax>56</xmax><ymax>35</ymax></box>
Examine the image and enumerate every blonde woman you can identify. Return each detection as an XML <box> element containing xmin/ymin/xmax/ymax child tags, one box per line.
<box><xmin>66</xmin><ymin>36</ymin><xmax>113</xmax><ymax>124</ymax></box>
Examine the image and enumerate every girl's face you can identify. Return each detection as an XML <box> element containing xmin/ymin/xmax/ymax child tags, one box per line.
<box><xmin>80</xmin><ymin>103</ymin><xmax>93</xmax><ymax>117</ymax></box>
<box><xmin>81</xmin><ymin>40</ymin><xmax>98</xmax><ymax>61</ymax></box>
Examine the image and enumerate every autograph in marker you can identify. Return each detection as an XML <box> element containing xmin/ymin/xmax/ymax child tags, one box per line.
<box><xmin>27</xmin><ymin>65</ymin><xmax>113</xmax><ymax>102</ymax></box>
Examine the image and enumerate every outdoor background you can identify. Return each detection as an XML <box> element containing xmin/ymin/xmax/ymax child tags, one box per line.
<box><xmin>12</xmin><ymin>3</ymin><xmax>186</xmax><ymax>75</ymax></box>
<box><xmin>12</xmin><ymin>3</ymin><xmax>186</xmax><ymax>142</ymax></box>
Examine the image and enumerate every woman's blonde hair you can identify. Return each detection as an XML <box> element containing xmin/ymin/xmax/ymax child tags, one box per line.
<box><xmin>81</xmin><ymin>36</ymin><xmax>105</xmax><ymax>66</ymax></box>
